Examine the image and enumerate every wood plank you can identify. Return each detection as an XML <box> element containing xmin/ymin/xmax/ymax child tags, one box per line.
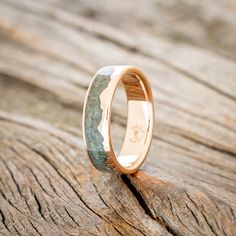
<box><xmin>0</xmin><ymin>0</ymin><xmax>235</xmax><ymax>235</ymax></box>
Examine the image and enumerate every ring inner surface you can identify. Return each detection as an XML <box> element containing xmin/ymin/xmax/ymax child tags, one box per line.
<box><xmin>116</xmin><ymin>73</ymin><xmax>152</xmax><ymax>169</ymax></box>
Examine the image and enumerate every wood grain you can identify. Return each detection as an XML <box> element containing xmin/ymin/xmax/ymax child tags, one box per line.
<box><xmin>0</xmin><ymin>0</ymin><xmax>235</xmax><ymax>235</ymax></box>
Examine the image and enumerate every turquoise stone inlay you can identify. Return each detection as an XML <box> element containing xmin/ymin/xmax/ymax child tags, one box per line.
<box><xmin>84</xmin><ymin>67</ymin><xmax>114</xmax><ymax>172</ymax></box>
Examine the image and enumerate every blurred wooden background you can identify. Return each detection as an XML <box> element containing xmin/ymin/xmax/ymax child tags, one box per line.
<box><xmin>0</xmin><ymin>0</ymin><xmax>236</xmax><ymax>235</ymax></box>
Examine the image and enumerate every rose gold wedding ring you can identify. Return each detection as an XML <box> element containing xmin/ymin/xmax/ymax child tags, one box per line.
<box><xmin>83</xmin><ymin>65</ymin><xmax>154</xmax><ymax>174</ymax></box>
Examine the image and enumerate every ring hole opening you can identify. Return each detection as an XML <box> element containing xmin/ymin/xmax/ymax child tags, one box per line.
<box><xmin>111</xmin><ymin>73</ymin><xmax>152</xmax><ymax>170</ymax></box>
<box><xmin>110</xmin><ymin>81</ymin><xmax>128</xmax><ymax>157</ymax></box>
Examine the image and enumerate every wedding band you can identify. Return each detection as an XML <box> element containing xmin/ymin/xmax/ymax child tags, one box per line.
<box><xmin>83</xmin><ymin>65</ymin><xmax>154</xmax><ymax>174</ymax></box>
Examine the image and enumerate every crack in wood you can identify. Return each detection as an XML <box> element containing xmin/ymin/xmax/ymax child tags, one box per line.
<box><xmin>121</xmin><ymin>175</ymin><xmax>176</xmax><ymax>236</ymax></box>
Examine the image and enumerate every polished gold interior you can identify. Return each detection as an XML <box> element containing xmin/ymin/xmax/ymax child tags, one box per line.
<box><xmin>116</xmin><ymin>72</ymin><xmax>153</xmax><ymax>169</ymax></box>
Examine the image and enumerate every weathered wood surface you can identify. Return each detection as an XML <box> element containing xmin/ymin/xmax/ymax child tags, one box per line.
<box><xmin>0</xmin><ymin>0</ymin><xmax>236</xmax><ymax>235</ymax></box>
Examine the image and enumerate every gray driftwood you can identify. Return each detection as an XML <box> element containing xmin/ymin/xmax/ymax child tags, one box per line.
<box><xmin>0</xmin><ymin>0</ymin><xmax>236</xmax><ymax>235</ymax></box>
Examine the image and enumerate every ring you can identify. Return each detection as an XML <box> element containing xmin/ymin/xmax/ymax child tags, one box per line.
<box><xmin>83</xmin><ymin>65</ymin><xmax>154</xmax><ymax>174</ymax></box>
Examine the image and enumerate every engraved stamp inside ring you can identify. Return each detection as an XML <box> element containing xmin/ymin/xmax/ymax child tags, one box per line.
<box><xmin>130</xmin><ymin>125</ymin><xmax>145</xmax><ymax>143</ymax></box>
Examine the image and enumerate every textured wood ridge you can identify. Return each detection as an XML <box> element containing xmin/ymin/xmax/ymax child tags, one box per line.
<box><xmin>0</xmin><ymin>0</ymin><xmax>236</xmax><ymax>235</ymax></box>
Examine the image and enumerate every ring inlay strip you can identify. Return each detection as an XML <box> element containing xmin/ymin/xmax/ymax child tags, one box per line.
<box><xmin>84</xmin><ymin>68</ymin><xmax>113</xmax><ymax>172</ymax></box>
